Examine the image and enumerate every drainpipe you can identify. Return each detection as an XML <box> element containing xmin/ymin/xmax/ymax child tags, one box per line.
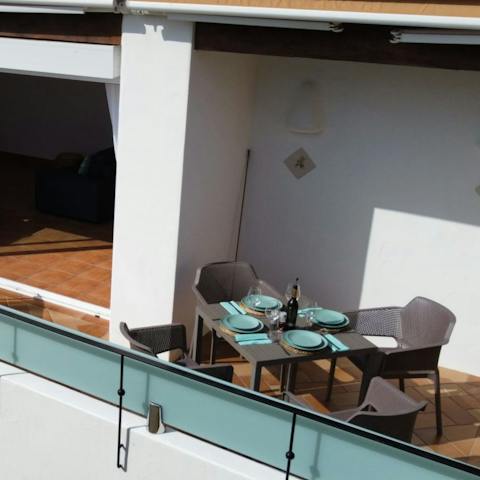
<box><xmin>124</xmin><ymin>1</ymin><xmax>480</xmax><ymax>30</ymax></box>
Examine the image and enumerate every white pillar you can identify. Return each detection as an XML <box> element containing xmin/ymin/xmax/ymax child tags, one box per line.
<box><xmin>109</xmin><ymin>15</ymin><xmax>193</xmax><ymax>344</ymax></box>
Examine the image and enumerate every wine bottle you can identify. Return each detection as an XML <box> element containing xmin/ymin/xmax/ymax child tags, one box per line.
<box><xmin>285</xmin><ymin>278</ymin><xmax>299</xmax><ymax>330</ymax></box>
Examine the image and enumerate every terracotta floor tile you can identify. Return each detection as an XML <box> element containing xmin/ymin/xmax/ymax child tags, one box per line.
<box><xmin>95</xmin><ymin>259</ymin><xmax>113</xmax><ymax>270</ymax></box>
<box><xmin>414</xmin><ymin>428</ymin><xmax>448</xmax><ymax>446</ymax></box>
<box><xmin>2</xmin><ymin>259</ymin><xmax>40</xmax><ymax>279</ymax></box>
<box><xmin>412</xmin><ymin>434</ymin><xmax>426</xmax><ymax>446</ymax></box>
<box><xmin>443</xmin><ymin>425</ymin><xmax>480</xmax><ymax>443</ymax></box>
<box><xmin>428</xmin><ymin>442</ymin><xmax>465</xmax><ymax>459</ymax></box>
<box><xmin>441</xmin><ymin>397</ymin><xmax>478</xmax><ymax>425</ymax></box>
<box><xmin>52</xmin><ymin>259</ymin><xmax>95</xmax><ymax>275</ymax></box>
<box><xmin>451</xmin><ymin>439</ymin><xmax>479</xmax><ymax>457</ymax></box>
<box><xmin>415</xmin><ymin>412</ymin><xmax>455</xmax><ymax>429</ymax></box>
<box><xmin>469</xmin><ymin>409</ymin><xmax>480</xmax><ymax>422</ymax></box>
<box><xmin>452</xmin><ymin>394</ymin><xmax>480</xmax><ymax>410</ymax></box>
<box><xmin>76</xmin><ymin>267</ymin><xmax>111</xmax><ymax>283</ymax></box>
<box><xmin>24</xmin><ymin>270</ymin><xmax>75</xmax><ymax>289</ymax></box>
<box><xmin>59</xmin><ymin>277</ymin><xmax>104</xmax><ymax>293</ymax></box>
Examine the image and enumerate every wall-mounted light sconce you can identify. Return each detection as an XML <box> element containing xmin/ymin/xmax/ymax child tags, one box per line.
<box><xmin>287</xmin><ymin>80</ymin><xmax>322</xmax><ymax>134</ymax></box>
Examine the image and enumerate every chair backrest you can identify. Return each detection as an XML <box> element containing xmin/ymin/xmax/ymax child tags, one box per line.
<box><xmin>349</xmin><ymin>377</ymin><xmax>427</xmax><ymax>442</ymax></box>
<box><xmin>120</xmin><ymin>322</ymin><xmax>187</xmax><ymax>356</ymax></box>
<box><xmin>399</xmin><ymin>297</ymin><xmax>456</xmax><ymax>348</ymax></box>
<box><xmin>193</xmin><ymin>262</ymin><xmax>260</xmax><ymax>305</ymax></box>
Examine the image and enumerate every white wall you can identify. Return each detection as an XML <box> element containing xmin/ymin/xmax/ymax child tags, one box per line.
<box><xmin>110</xmin><ymin>16</ymin><xmax>194</xmax><ymax>344</ymax></box>
<box><xmin>0</xmin><ymin>362</ymin><xmax>287</xmax><ymax>479</ymax></box>
<box><xmin>0</xmin><ymin>73</ymin><xmax>113</xmax><ymax>159</ymax></box>
<box><xmin>239</xmin><ymin>56</ymin><xmax>480</xmax><ymax>376</ymax></box>
<box><xmin>173</xmin><ymin>51</ymin><xmax>257</xmax><ymax>336</ymax></box>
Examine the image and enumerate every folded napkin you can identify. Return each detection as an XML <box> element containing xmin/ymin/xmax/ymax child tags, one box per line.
<box><xmin>230</xmin><ymin>301</ymin><xmax>247</xmax><ymax>315</ymax></box>
<box><xmin>234</xmin><ymin>333</ymin><xmax>269</xmax><ymax>342</ymax></box>
<box><xmin>220</xmin><ymin>301</ymin><xmax>239</xmax><ymax>315</ymax></box>
<box><xmin>238</xmin><ymin>339</ymin><xmax>272</xmax><ymax>346</ymax></box>
<box><xmin>324</xmin><ymin>334</ymin><xmax>349</xmax><ymax>352</ymax></box>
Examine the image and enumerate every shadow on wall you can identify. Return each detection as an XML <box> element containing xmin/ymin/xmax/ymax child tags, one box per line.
<box><xmin>172</xmin><ymin>51</ymin><xmax>258</xmax><ymax>341</ymax></box>
<box><xmin>236</xmin><ymin>57</ymin><xmax>480</xmax><ymax>373</ymax></box>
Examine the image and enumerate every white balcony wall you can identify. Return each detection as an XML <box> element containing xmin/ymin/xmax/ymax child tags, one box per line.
<box><xmin>173</xmin><ymin>51</ymin><xmax>257</xmax><ymax>337</ymax></box>
<box><xmin>239</xmin><ymin>56</ymin><xmax>480</xmax><ymax>376</ymax></box>
<box><xmin>0</xmin><ymin>362</ymin><xmax>285</xmax><ymax>479</ymax></box>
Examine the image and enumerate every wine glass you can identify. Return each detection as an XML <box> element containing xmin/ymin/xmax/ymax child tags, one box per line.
<box><xmin>265</xmin><ymin>307</ymin><xmax>281</xmax><ymax>342</ymax></box>
<box><xmin>247</xmin><ymin>286</ymin><xmax>262</xmax><ymax>309</ymax></box>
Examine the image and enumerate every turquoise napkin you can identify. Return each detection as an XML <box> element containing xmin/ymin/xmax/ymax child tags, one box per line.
<box><xmin>234</xmin><ymin>333</ymin><xmax>268</xmax><ymax>342</ymax></box>
<box><xmin>220</xmin><ymin>302</ymin><xmax>238</xmax><ymax>315</ymax></box>
<box><xmin>230</xmin><ymin>301</ymin><xmax>247</xmax><ymax>315</ymax></box>
<box><xmin>324</xmin><ymin>334</ymin><xmax>349</xmax><ymax>352</ymax></box>
<box><xmin>238</xmin><ymin>339</ymin><xmax>272</xmax><ymax>346</ymax></box>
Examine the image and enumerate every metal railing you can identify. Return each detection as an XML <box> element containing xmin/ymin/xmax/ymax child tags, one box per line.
<box><xmin>0</xmin><ymin>304</ymin><xmax>477</xmax><ymax>480</ymax></box>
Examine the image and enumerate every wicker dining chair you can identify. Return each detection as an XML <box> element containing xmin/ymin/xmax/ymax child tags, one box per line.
<box><xmin>285</xmin><ymin>377</ymin><xmax>426</xmax><ymax>442</ymax></box>
<box><xmin>192</xmin><ymin>261</ymin><xmax>281</xmax><ymax>364</ymax></box>
<box><xmin>326</xmin><ymin>297</ymin><xmax>455</xmax><ymax>435</ymax></box>
<box><xmin>119</xmin><ymin>322</ymin><xmax>234</xmax><ymax>382</ymax></box>
<box><xmin>193</xmin><ymin>261</ymin><xmax>281</xmax><ymax>308</ymax></box>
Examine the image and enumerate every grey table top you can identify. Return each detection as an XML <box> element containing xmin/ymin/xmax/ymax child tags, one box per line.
<box><xmin>201</xmin><ymin>303</ymin><xmax>378</xmax><ymax>367</ymax></box>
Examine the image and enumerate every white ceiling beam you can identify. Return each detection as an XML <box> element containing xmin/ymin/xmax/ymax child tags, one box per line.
<box><xmin>0</xmin><ymin>0</ymin><xmax>114</xmax><ymax>9</ymax></box>
<box><xmin>0</xmin><ymin>5</ymin><xmax>84</xmax><ymax>13</ymax></box>
<box><xmin>0</xmin><ymin>37</ymin><xmax>120</xmax><ymax>83</ymax></box>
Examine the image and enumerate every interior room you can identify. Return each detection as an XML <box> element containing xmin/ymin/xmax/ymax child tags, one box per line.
<box><xmin>173</xmin><ymin>36</ymin><xmax>480</xmax><ymax>467</ymax></box>
<box><xmin>0</xmin><ymin>73</ymin><xmax>115</xmax><ymax>310</ymax></box>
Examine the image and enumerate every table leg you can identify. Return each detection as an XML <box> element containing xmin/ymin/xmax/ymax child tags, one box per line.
<box><xmin>285</xmin><ymin>364</ymin><xmax>298</xmax><ymax>393</ymax></box>
<box><xmin>358</xmin><ymin>353</ymin><xmax>382</xmax><ymax>404</ymax></box>
<box><xmin>209</xmin><ymin>331</ymin><xmax>217</xmax><ymax>365</ymax></box>
<box><xmin>326</xmin><ymin>357</ymin><xmax>337</xmax><ymax>402</ymax></box>
<box><xmin>193</xmin><ymin>314</ymin><xmax>204</xmax><ymax>364</ymax></box>
<box><xmin>279</xmin><ymin>365</ymin><xmax>286</xmax><ymax>393</ymax></box>
<box><xmin>251</xmin><ymin>364</ymin><xmax>262</xmax><ymax>391</ymax></box>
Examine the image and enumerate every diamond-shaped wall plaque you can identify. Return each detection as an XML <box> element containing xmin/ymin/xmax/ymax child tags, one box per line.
<box><xmin>284</xmin><ymin>148</ymin><xmax>316</xmax><ymax>179</ymax></box>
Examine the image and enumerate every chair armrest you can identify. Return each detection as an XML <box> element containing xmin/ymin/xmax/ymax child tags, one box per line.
<box><xmin>344</xmin><ymin>307</ymin><xmax>402</xmax><ymax>337</ymax></box>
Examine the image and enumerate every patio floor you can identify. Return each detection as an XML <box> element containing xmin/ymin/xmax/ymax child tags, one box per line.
<box><xmin>1</xmin><ymin>288</ymin><xmax>478</xmax><ymax>470</ymax></box>
<box><xmin>212</xmin><ymin>336</ymin><xmax>480</xmax><ymax>469</ymax></box>
<box><xmin>0</xmin><ymin>288</ymin><xmax>108</xmax><ymax>338</ymax></box>
<box><xmin>0</xmin><ymin>152</ymin><xmax>113</xmax><ymax>307</ymax></box>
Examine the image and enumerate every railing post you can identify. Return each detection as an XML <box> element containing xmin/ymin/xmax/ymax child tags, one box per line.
<box><xmin>117</xmin><ymin>354</ymin><xmax>126</xmax><ymax>471</ymax></box>
<box><xmin>285</xmin><ymin>412</ymin><xmax>297</xmax><ymax>480</ymax></box>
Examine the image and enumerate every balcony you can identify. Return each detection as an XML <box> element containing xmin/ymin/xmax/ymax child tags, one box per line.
<box><xmin>0</xmin><ymin>291</ymin><xmax>478</xmax><ymax>479</ymax></box>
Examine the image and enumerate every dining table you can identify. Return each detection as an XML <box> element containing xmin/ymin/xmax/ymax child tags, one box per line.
<box><xmin>192</xmin><ymin>300</ymin><xmax>379</xmax><ymax>400</ymax></box>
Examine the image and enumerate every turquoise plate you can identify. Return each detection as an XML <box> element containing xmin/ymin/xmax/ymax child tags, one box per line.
<box><xmin>309</xmin><ymin>309</ymin><xmax>349</xmax><ymax>326</ymax></box>
<box><xmin>222</xmin><ymin>314</ymin><xmax>264</xmax><ymax>333</ymax></box>
<box><xmin>283</xmin><ymin>330</ymin><xmax>327</xmax><ymax>350</ymax></box>
<box><xmin>242</xmin><ymin>295</ymin><xmax>282</xmax><ymax>311</ymax></box>
<box><xmin>315</xmin><ymin>318</ymin><xmax>350</xmax><ymax>329</ymax></box>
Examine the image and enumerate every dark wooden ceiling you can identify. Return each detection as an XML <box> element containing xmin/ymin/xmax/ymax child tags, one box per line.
<box><xmin>195</xmin><ymin>23</ymin><xmax>480</xmax><ymax>71</ymax></box>
<box><xmin>0</xmin><ymin>13</ymin><xmax>122</xmax><ymax>45</ymax></box>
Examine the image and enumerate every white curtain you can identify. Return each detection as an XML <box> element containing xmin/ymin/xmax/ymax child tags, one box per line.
<box><xmin>105</xmin><ymin>83</ymin><xmax>120</xmax><ymax>155</ymax></box>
